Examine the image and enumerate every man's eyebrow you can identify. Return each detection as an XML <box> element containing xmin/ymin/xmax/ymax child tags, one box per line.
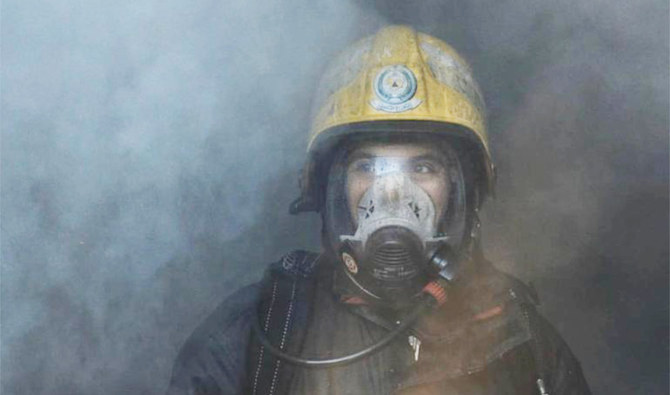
<box><xmin>347</xmin><ymin>151</ymin><xmax>376</xmax><ymax>161</ymax></box>
<box><xmin>411</xmin><ymin>154</ymin><xmax>446</xmax><ymax>165</ymax></box>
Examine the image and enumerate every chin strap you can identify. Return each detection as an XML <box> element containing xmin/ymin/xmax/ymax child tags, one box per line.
<box><xmin>251</xmin><ymin>280</ymin><xmax>447</xmax><ymax>369</ymax></box>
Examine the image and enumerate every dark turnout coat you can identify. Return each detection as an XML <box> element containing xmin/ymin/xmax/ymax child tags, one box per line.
<box><xmin>166</xmin><ymin>251</ymin><xmax>590</xmax><ymax>394</ymax></box>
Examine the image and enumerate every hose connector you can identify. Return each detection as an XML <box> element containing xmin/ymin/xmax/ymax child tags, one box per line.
<box><xmin>422</xmin><ymin>279</ymin><xmax>448</xmax><ymax>307</ymax></box>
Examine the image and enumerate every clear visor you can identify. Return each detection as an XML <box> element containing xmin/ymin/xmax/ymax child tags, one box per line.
<box><xmin>346</xmin><ymin>155</ymin><xmax>450</xmax><ymax>178</ymax></box>
<box><xmin>345</xmin><ymin>154</ymin><xmax>453</xmax><ymax>227</ymax></box>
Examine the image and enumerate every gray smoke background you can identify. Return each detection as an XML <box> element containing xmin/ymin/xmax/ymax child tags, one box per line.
<box><xmin>1</xmin><ymin>0</ymin><xmax>667</xmax><ymax>393</ymax></box>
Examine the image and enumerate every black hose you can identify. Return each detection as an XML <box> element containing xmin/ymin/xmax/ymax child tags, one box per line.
<box><xmin>251</xmin><ymin>294</ymin><xmax>435</xmax><ymax>368</ymax></box>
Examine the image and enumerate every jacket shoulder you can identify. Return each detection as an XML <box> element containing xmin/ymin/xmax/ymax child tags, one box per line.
<box><xmin>166</xmin><ymin>282</ymin><xmax>261</xmax><ymax>394</ymax></box>
<box><xmin>165</xmin><ymin>250</ymin><xmax>321</xmax><ymax>394</ymax></box>
<box><xmin>479</xmin><ymin>261</ymin><xmax>591</xmax><ymax>393</ymax></box>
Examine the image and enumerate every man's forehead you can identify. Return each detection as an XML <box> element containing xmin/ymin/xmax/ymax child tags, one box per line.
<box><xmin>349</xmin><ymin>141</ymin><xmax>444</xmax><ymax>158</ymax></box>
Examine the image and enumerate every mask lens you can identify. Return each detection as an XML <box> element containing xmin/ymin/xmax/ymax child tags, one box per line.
<box><xmin>346</xmin><ymin>156</ymin><xmax>448</xmax><ymax>227</ymax></box>
<box><xmin>347</xmin><ymin>156</ymin><xmax>445</xmax><ymax>177</ymax></box>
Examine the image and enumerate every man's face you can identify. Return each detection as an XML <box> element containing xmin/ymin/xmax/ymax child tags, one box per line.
<box><xmin>345</xmin><ymin>141</ymin><xmax>450</xmax><ymax>226</ymax></box>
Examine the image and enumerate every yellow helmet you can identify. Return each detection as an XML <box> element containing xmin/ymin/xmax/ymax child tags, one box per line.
<box><xmin>291</xmin><ymin>25</ymin><xmax>494</xmax><ymax>214</ymax></box>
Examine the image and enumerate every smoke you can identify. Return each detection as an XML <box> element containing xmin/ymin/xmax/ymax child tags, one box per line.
<box><xmin>2</xmin><ymin>1</ymin><xmax>383</xmax><ymax>393</ymax></box>
<box><xmin>1</xmin><ymin>0</ymin><xmax>667</xmax><ymax>394</ymax></box>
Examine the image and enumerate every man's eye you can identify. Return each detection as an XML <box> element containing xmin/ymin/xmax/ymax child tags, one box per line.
<box><xmin>413</xmin><ymin>162</ymin><xmax>436</xmax><ymax>174</ymax></box>
<box><xmin>354</xmin><ymin>161</ymin><xmax>374</xmax><ymax>173</ymax></box>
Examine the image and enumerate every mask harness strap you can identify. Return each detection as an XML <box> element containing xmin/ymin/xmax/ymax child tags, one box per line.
<box><xmin>251</xmin><ymin>280</ymin><xmax>448</xmax><ymax>368</ymax></box>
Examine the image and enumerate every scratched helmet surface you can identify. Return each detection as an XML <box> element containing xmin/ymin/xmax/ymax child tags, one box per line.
<box><xmin>291</xmin><ymin>25</ymin><xmax>494</xmax><ymax>214</ymax></box>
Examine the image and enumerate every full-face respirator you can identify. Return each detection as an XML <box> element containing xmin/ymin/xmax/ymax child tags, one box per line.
<box><xmin>324</xmin><ymin>140</ymin><xmax>472</xmax><ymax>307</ymax></box>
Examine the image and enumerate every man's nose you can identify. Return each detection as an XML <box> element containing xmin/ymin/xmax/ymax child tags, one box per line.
<box><xmin>378</xmin><ymin>173</ymin><xmax>406</xmax><ymax>203</ymax></box>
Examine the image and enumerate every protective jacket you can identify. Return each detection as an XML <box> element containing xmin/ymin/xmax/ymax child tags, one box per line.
<box><xmin>166</xmin><ymin>250</ymin><xmax>590</xmax><ymax>394</ymax></box>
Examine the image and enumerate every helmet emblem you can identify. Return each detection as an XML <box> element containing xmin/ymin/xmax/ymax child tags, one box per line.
<box><xmin>371</xmin><ymin>65</ymin><xmax>422</xmax><ymax>113</ymax></box>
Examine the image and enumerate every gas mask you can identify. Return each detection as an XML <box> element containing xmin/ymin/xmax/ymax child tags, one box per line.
<box><xmin>324</xmin><ymin>139</ymin><xmax>471</xmax><ymax>307</ymax></box>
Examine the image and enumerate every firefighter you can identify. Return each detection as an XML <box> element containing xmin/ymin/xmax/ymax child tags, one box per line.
<box><xmin>167</xmin><ymin>25</ymin><xmax>590</xmax><ymax>394</ymax></box>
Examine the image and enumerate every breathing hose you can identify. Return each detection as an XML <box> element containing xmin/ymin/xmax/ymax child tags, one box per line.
<box><xmin>251</xmin><ymin>280</ymin><xmax>447</xmax><ymax>368</ymax></box>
